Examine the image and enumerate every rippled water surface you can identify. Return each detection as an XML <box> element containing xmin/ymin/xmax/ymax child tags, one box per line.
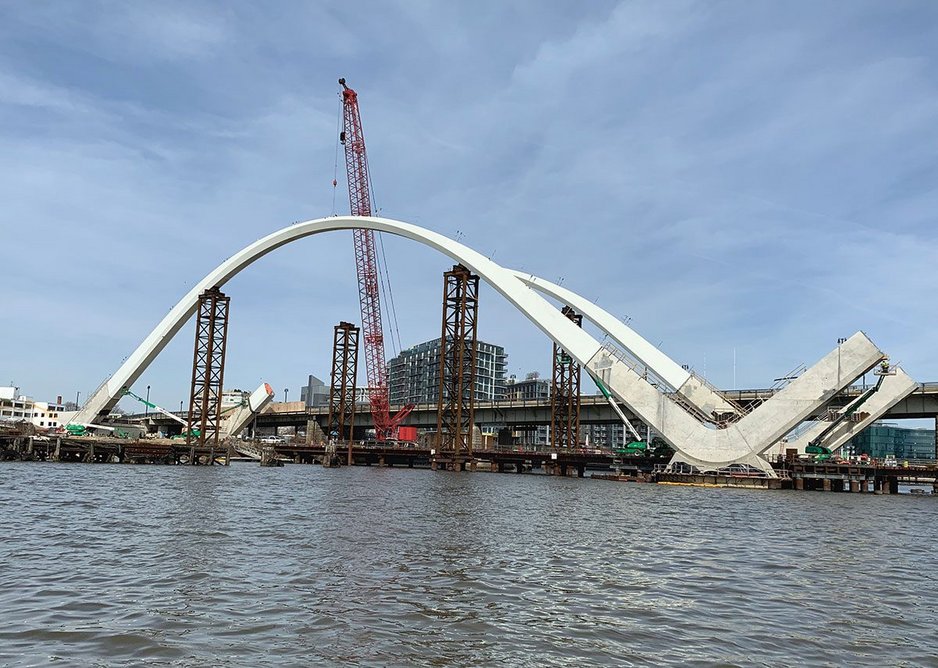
<box><xmin>1</xmin><ymin>462</ymin><xmax>937</xmax><ymax>666</ymax></box>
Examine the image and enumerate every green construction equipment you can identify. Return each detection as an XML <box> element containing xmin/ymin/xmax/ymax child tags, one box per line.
<box><xmin>805</xmin><ymin>443</ymin><xmax>833</xmax><ymax>461</ymax></box>
<box><xmin>122</xmin><ymin>388</ymin><xmax>200</xmax><ymax>438</ymax></box>
<box><xmin>616</xmin><ymin>440</ymin><xmax>648</xmax><ymax>455</ymax></box>
<box><xmin>805</xmin><ymin>369</ymin><xmax>890</xmax><ymax>460</ymax></box>
<box><xmin>588</xmin><ymin>371</ymin><xmax>647</xmax><ymax>453</ymax></box>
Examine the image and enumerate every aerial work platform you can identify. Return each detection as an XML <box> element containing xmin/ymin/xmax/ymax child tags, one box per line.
<box><xmin>773</xmin><ymin>366</ymin><xmax>918</xmax><ymax>458</ymax></box>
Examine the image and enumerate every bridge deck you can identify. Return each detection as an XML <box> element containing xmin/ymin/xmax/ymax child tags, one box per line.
<box><xmin>132</xmin><ymin>383</ymin><xmax>938</xmax><ymax>437</ymax></box>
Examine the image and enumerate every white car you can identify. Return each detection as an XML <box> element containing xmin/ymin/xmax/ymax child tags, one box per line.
<box><xmin>260</xmin><ymin>435</ymin><xmax>284</xmax><ymax>444</ymax></box>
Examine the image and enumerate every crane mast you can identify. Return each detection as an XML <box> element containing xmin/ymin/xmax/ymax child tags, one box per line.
<box><xmin>338</xmin><ymin>77</ymin><xmax>412</xmax><ymax>440</ymax></box>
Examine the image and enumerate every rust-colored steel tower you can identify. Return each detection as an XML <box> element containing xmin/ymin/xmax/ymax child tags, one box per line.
<box><xmin>338</xmin><ymin>77</ymin><xmax>413</xmax><ymax>441</ymax></box>
<box><xmin>328</xmin><ymin>321</ymin><xmax>360</xmax><ymax>465</ymax></box>
<box><xmin>550</xmin><ymin>306</ymin><xmax>582</xmax><ymax>450</ymax></box>
<box><xmin>435</xmin><ymin>264</ymin><xmax>480</xmax><ymax>469</ymax></box>
<box><xmin>185</xmin><ymin>286</ymin><xmax>230</xmax><ymax>465</ymax></box>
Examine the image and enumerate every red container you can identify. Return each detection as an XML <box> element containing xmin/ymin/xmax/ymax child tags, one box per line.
<box><xmin>397</xmin><ymin>426</ymin><xmax>418</xmax><ymax>442</ymax></box>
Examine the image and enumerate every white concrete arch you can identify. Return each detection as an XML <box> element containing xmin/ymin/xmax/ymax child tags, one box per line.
<box><xmin>74</xmin><ymin>216</ymin><xmax>604</xmax><ymax>424</ymax></box>
<box><xmin>73</xmin><ymin>215</ymin><xmax>886</xmax><ymax>476</ymax></box>
<box><xmin>509</xmin><ymin>271</ymin><xmax>740</xmax><ymax>420</ymax></box>
<box><xmin>509</xmin><ymin>272</ymin><xmax>690</xmax><ymax>390</ymax></box>
<box><xmin>506</xmin><ymin>271</ymin><xmax>885</xmax><ymax>471</ymax></box>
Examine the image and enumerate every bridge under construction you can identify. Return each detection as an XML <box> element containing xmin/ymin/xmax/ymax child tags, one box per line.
<box><xmin>61</xmin><ymin>214</ymin><xmax>930</xmax><ymax>478</ymax></box>
<box><xmin>53</xmin><ymin>79</ymin><xmax>934</xmax><ymax>480</ymax></box>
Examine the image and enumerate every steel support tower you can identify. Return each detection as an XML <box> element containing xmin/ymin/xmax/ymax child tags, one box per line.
<box><xmin>550</xmin><ymin>306</ymin><xmax>582</xmax><ymax>450</ymax></box>
<box><xmin>435</xmin><ymin>264</ymin><xmax>480</xmax><ymax>469</ymax></box>
<box><xmin>328</xmin><ymin>321</ymin><xmax>360</xmax><ymax>465</ymax></box>
<box><xmin>185</xmin><ymin>287</ymin><xmax>230</xmax><ymax>465</ymax></box>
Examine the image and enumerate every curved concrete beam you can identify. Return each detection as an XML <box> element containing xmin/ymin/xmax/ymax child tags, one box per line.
<box><xmin>74</xmin><ymin>216</ymin><xmax>603</xmax><ymax>424</ymax></box>
<box><xmin>510</xmin><ymin>271</ymin><xmax>690</xmax><ymax>390</ymax></box>
<box><xmin>778</xmin><ymin>367</ymin><xmax>918</xmax><ymax>456</ymax></box>
<box><xmin>510</xmin><ymin>271</ymin><xmax>740</xmax><ymax>419</ymax></box>
<box><xmin>587</xmin><ymin>329</ymin><xmax>884</xmax><ymax>474</ymax></box>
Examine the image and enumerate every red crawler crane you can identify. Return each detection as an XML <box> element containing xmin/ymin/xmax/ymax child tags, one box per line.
<box><xmin>338</xmin><ymin>77</ymin><xmax>414</xmax><ymax>441</ymax></box>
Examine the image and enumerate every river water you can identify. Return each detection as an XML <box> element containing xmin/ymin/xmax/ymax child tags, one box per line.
<box><xmin>1</xmin><ymin>462</ymin><xmax>937</xmax><ymax>667</ymax></box>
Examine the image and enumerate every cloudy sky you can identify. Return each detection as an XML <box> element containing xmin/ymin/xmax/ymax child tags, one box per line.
<box><xmin>2</xmin><ymin>1</ymin><xmax>937</xmax><ymax>413</ymax></box>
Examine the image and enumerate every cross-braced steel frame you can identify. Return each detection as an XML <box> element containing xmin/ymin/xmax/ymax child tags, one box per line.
<box><xmin>435</xmin><ymin>264</ymin><xmax>479</xmax><ymax>467</ymax></box>
<box><xmin>185</xmin><ymin>287</ymin><xmax>230</xmax><ymax>465</ymax></box>
<box><xmin>328</xmin><ymin>321</ymin><xmax>360</xmax><ymax>465</ymax></box>
<box><xmin>550</xmin><ymin>306</ymin><xmax>582</xmax><ymax>450</ymax></box>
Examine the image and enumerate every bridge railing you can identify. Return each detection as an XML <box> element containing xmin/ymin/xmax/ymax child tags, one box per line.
<box><xmin>597</xmin><ymin>342</ymin><xmax>719</xmax><ymax>425</ymax></box>
<box><xmin>598</xmin><ymin>342</ymin><xmax>669</xmax><ymax>390</ymax></box>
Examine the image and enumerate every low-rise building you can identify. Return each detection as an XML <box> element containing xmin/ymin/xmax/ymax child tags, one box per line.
<box><xmin>0</xmin><ymin>386</ymin><xmax>32</xmax><ymax>422</ymax></box>
<box><xmin>31</xmin><ymin>399</ymin><xmax>66</xmax><ymax>430</ymax></box>
<box><xmin>0</xmin><ymin>387</ymin><xmax>66</xmax><ymax>429</ymax></box>
<box><xmin>847</xmin><ymin>421</ymin><xmax>936</xmax><ymax>460</ymax></box>
<box><xmin>221</xmin><ymin>389</ymin><xmax>251</xmax><ymax>409</ymax></box>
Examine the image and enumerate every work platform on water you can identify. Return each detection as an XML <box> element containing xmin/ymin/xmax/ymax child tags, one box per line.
<box><xmin>0</xmin><ymin>434</ymin><xmax>231</xmax><ymax>465</ymax></box>
<box><xmin>3</xmin><ymin>433</ymin><xmax>937</xmax><ymax>495</ymax></box>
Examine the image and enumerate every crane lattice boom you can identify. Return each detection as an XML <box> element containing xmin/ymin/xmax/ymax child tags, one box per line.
<box><xmin>339</xmin><ymin>77</ymin><xmax>412</xmax><ymax>440</ymax></box>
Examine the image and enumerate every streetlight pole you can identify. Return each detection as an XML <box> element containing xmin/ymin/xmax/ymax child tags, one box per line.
<box><xmin>284</xmin><ymin>388</ymin><xmax>289</xmax><ymax>404</ymax></box>
<box><xmin>837</xmin><ymin>337</ymin><xmax>847</xmax><ymax>386</ymax></box>
<box><xmin>145</xmin><ymin>385</ymin><xmax>151</xmax><ymax>418</ymax></box>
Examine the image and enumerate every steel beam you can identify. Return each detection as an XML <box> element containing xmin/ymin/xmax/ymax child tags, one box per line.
<box><xmin>435</xmin><ymin>264</ymin><xmax>479</xmax><ymax>467</ymax></box>
<box><xmin>185</xmin><ymin>287</ymin><xmax>230</xmax><ymax>465</ymax></box>
<box><xmin>550</xmin><ymin>306</ymin><xmax>582</xmax><ymax>449</ymax></box>
<box><xmin>327</xmin><ymin>321</ymin><xmax>359</xmax><ymax>466</ymax></box>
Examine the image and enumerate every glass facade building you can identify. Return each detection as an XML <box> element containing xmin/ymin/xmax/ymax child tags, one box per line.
<box><xmin>388</xmin><ymin>338</ymin><xmax>508</xmax><ymax>405</ymax></box>
<box><xmin>847</xmin><ymin>421</ymin><xmax>936</xmax><ymax>460</ymax></box>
